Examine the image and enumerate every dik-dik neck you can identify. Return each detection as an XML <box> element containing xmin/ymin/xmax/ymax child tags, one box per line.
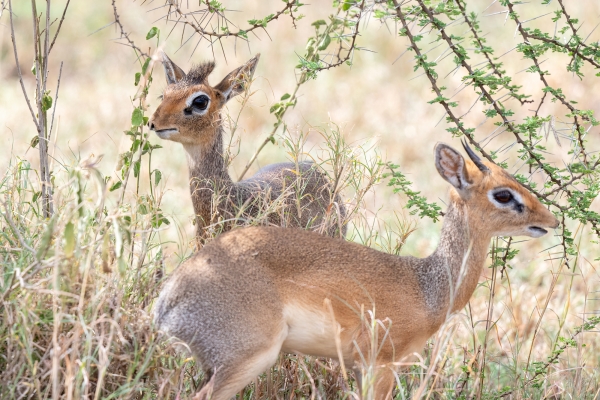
<box><xmin>182</xmin><ymin>124</ymin><xmax>235</xmax><ymax>229</ymax></box>
<box><xmin>183</xmin><ymin>125</ymin><xmax>232</xmax><ymax>183</ymax></box>
<box><xmin>423</xmin><ymin>199</ymin><xmax>492</xmax><ymax>317</ymax></box>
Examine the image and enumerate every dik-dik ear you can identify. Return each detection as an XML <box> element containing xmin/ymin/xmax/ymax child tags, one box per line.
<box><xmin>434</xmin><ymin>143</ymin><xmax>472</xmax><ymax>191</ymax></box>
<box><xmin>160</xmin><ymin>51</ymin><xmax>186</xmax><ymax>85</ymax></box>
<box><xmin>213</xmin><ymin>54</ymin><xmax>260</xmax><ymax>103</ymax></box>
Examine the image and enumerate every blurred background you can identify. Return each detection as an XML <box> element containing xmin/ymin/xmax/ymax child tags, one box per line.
<box><xmin>1</xmin><ymin>0</ymin><xmax>599</xmax><ymax>387</ymax></box>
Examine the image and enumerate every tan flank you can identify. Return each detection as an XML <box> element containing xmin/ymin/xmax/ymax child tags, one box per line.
<box><xmin>154</xmin><ymin>141</ymin><xmax>559</xmax><ymax>399</ymax></box>
<box><xmin>148</xmin><ymin>52</ymin><xmax>346</xmax><ymax>243</ymax></box>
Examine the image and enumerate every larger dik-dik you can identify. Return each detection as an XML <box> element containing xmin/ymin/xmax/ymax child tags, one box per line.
<box><xmin>149</xmin><ymin>52</ymin><xmax>345</xmax><ymax>242</ymax></box>
<box><xmin>154</xmin><ymin>142</ymin><xmax>559</xmax><ymax>399</ymax></box>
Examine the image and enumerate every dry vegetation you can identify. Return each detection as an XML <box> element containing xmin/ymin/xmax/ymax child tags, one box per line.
<box><xmin>1</xmin><ymin>0</ymin><xmax>600</xmax><ymax>398</ymax></box>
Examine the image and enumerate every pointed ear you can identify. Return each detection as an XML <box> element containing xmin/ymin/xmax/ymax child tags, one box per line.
<box><xmin>213</xmin><ymin>54</ymin><xmax>260</xmax><ymax>103</ymax></box>
<box><xmin>160</xmin><ymin>51</ymin><xmax>186</xmax><ymax>85</ymax></box>
<box><xmin>434</xmin><ymin>143</ymin><xmax>472</xmax><ymax>191</ymax></box>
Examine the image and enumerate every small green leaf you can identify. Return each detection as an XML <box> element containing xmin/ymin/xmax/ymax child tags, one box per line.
<box><xmin>134</xmin><ymin>72</ymin><xmax>141</xmax><ymax>86</ymax></box>
<box><xmin>42</xmin><ymin>92</ymin><xmax>53</xmax><ymax>111</ymax></box>
<box><xmin>280</xmin><ymin>93</ymin><xmax>291</xmax><ymax>100</ymax></box>
<box><xmin>270</xmin><ymin>103</ymin><xmax>282</xmax><ymax>114</ymax></box>
<box><xmin>154</xmin><ymin>170</ymin><xmax>162</xmax><ymax>186</ymax></box>
<box><xmin>109</xmin><ymin>181</ymin><xmax>122</xmax><ymax>192</ymax></box>
<box><xmin>146</xmin><ymin>27</ymin><xmax>159</xmax><ymax>40</ymax></box>
<box><xmin>138</xmin><ymin>203</ymin><xmax>148</xmax><ymax>215</ymax></box>
<box><xmin>133</xmin><ymin>160</ymin><xmax>141</xmax><ymax>177</ymax></box>
<box><xmin>131</xmin><ymin>108</ymin><xmax>144</xmax><ymax>126</ymax></box>
<box><xmin>64</xmin><ymin>221</ymin><xmax>75</xmax><ymax>257</ymax></box>
<box><xmin>30</xmin><ymin>135</ymin><xmax>39</xmax><ymax>148</ymax></box>
<box><xmin>31</xmin><ymin>62</ymin><xmax>36</xmax><ymax>75</ymax></box>
<box><xmin>141</xmin><ymin>57</ymin><xmax>151</xmax><ymax>75</ymax></box>
<box><xmin>317</xmin><ymin>34</ymin><xmax>331</xmax><ymax>51</ymax></box>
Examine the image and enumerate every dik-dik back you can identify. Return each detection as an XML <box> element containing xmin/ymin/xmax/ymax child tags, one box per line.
<box><xmin>149</xmin><ymin>52</ymin><xmax>346</xmax><ymax>241</ymax></box>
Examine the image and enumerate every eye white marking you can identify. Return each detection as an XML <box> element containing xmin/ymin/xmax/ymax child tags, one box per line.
<box><xmin>185</xmin><ymin>91</ymin><xmax>210</xmax><ymax>107</ymax></box>
<box><xmin>487</xmin><ymin>188</ymin><xmax>523</xmax><ymax>208</ymax></box>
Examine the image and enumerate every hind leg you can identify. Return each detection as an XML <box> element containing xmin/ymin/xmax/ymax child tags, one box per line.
<box><xmin>192</xmin><ymin>338</ymin><xmax>284</xmax><ymax>400</ymax></box>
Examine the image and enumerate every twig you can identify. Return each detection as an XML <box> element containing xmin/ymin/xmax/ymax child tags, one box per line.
<box><xmin>112</xmin><ymin>0</ymin><xmax>149</xmax><ymax>58</ymax></box>
<box><xmin>48</xmin><ymin>0</ymin><xmax>70</xmax><ymax>54</ymax></box>
<box><xmin>49</xmin><ymin>62</ymin><xmax>63</xmax><ymax>141</ymax></box>
<box><xmin>8</xmin><ymin>0</ymin><xmax>39</xmax><ymax>131</ymax></box>
<box><xmin>165</xmin><ymin>0</ymin><xmax>297</xmax><ymax>40</ymax></box>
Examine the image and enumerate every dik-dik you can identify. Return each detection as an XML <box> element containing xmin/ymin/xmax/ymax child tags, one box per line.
<box><xmin>154</xmin><ymin>141</ymin><xmax>559</xmax><ymax>399</ymax></box>
<box><xmin>148</xmin><ymin>52</ymin><xmax>346</xmax><ymax>242</ymax></box>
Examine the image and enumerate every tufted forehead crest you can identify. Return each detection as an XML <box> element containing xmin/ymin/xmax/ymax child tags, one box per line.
<box><xmin>183</xmin><ymin>61</ymin><xmax>216</xmax><ymax>85</ymax></box>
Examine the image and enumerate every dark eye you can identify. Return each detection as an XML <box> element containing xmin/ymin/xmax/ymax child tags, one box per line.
<box><xmin>494</xmin><ymin>190</ymin><xmax>513</xmax><ymax>204</ymax></box>
<box><xmin>192</xmin><ymin>95</ymin><xmax>210</xmax><ymax>110</ymax></box>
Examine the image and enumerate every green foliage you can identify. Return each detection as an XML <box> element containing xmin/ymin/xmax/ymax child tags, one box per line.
<box><xmin>383</xmin><ymin>162</ymin><xmax>442</xmax><ymax>222</ymax></box>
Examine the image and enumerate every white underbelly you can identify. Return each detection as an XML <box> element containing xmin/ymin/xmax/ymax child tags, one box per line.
<box><xmin>280</xmin><ymin>302</ymin><xmax>344</xmax><ymax>360</ymax></box>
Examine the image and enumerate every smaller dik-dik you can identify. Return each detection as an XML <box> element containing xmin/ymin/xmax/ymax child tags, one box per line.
<box><xmin>154</xmin><ymin>142</ymin><xmax>559</xmax><ymax>399</ymax></box>
<box><xmin>149</xmin><ymin>52</ymin><xmax>345</xmax><ymax>241</ymax></box>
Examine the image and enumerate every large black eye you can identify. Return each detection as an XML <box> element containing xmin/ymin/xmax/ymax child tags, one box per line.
<box><xmin>494</xmin><ymin>190</ymin><xmax>513</xmax><ymax>204</ymax></box>
<box><xmin>192</xmin><ymin>95</ymin><xmax>210</xmax><ymax>110</ymax></box>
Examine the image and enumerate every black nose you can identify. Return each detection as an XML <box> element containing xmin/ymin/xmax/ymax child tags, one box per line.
<box><xmin>148</xmin><ymin>121</ymin><xmax>155</xmax><ymax>130</ymax></box>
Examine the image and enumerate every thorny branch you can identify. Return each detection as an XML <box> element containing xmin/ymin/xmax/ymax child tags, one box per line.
<box><xmin>112</xmin><ymin>0</ymin><xmax>149</xmax><ymax>58</ymax></box>
<box><xmin>455</xmin><ymin>0</ymin><xmax>532</xmax><ymax>105</ymax></box>
<box><xmin>237</xmin><ymin>0</ymin><xmax>367</xmax><ymax>180</ymax></box>
<box><xmin>393</xmin><ymin>0</ymin><xmax>600</xmax><ymax>253</ymax></box>
<box><xmin>164</xmin><ymin>0</ymin><xmax>298</xmax><ymax>40</ymax></box>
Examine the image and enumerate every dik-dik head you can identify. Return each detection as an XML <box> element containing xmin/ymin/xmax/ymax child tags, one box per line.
<box><xmin>435</xmin><ymin>141</ymin><xmax>559</xmax><ymax>238</ymax></box>
<box><xmin>148</xmin><ymin>52</ymin><xmax>260</xmax><ymax>145</ymax></box>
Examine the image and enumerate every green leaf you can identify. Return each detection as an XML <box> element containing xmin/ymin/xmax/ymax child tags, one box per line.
<box><xmin>134</xmin><ymin>72</ymin><xmax>141</xmax><ymax>86</ymax></box>
<box><xmin>154</xmin><ymin>170</ymin><xmax>162</xmax><ymax>186</ymax></box>
<box><xmin>280</xmin><ymin>93</ymin><xmax>291</xmax><ymax>100</ymax></box>
<box><xmin>374</xmin><ymin>10</ymin><xmax>387</xmax><ymax>19</ymax></box>
<box><xmin>270</xmin><ymin>103</ymin><xmax>282</xmax><ymax>114</ymax></box>
<box><xmin>141</xmin><ymin>57</ymin><xmax>151</xmax><ymax>75</ymax></box>
<box><xmin>64</xmin><ymin>221</ymin><xmax>75</xmax><ymax>257</ymax></box>
<box><xmin>133</xmin><ymin>160</ymin><xmax>141</xmax><ymax>178</ymax></box>
<box><xmin>146</xmin><ymin>27</ymin><xmax>159</xmax><ymax>40</ymax></box>
<box><xmin>109</xmin><ymin>181</ymin><xmax>122</xmax><ymax>192</ymax></box>
<box><xmin>42</xmin><ymin>92</ymin><xmax>53</xmax><ymax>111</ymax></box>
<box><xmin>30</xmin><ymin>135</ymin><xmax>39</xmax><ymax>148</ymax></box>
<box><xmin>138</xmin><ymin>203</ymin><xmax>148</xmax><ymax>215</ymax></box>
<box><xmin>317</xmin><ymin>34</ymin><xmax>331</xmax><ymax>51</ymax></box>
<box><xmin>131</xmin><ymin>108</ymin><xmax>144</xmax><ymax>126</ymax></box>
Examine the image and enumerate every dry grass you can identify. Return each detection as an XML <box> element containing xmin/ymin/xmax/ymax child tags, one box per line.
<box><xmin>1</xmin><ymin>0</ymin><xmax>600</xmax><ymax>398</ymax></box>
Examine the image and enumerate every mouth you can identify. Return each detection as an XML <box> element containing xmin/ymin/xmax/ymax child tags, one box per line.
<box><xmin>154</xmin><ymin>128</ymin><xmax>179</xmax><ymax>139</ymax></box>
<box><xmin>528</xmin><ymin>226</ymin><xmax>548</xmax><ymax>237</ymax></box>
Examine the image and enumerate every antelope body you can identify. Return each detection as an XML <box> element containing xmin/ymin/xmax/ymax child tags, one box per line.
<box><xmin>149</xmin><ymin>53</ymin><xmax>346</xmax><ymax>242</ymax></box>
<box><xmin>154</xmin><ymin>142</ymin><xmax>559</xmax><ymax>399</ymax></box>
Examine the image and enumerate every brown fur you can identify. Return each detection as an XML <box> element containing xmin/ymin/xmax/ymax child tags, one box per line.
<box><xmin>154</xmin><ymin>144</ymin><xmax>559</xmax><ymax>399</ymax></box>
<box><xmin>149</xmin><ymin>53</ymin><xmax>346</xmax><ymax>243</ymax></box>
